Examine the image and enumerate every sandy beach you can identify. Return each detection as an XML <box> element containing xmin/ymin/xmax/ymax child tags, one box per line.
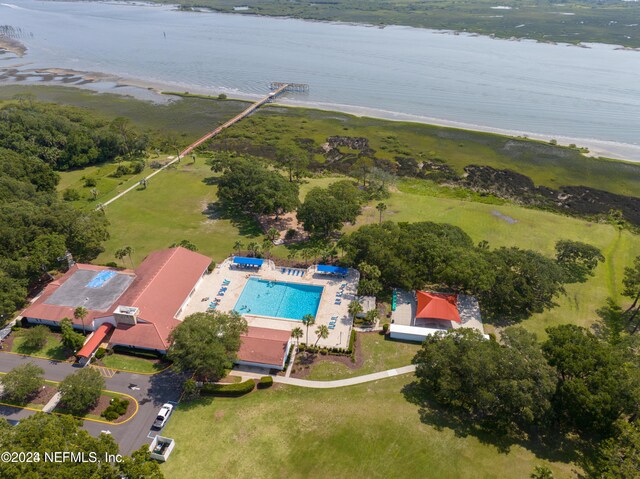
<box><xmin>1</xmin><ymin>65</ymin><xmax>639</xmax><ymax>163</ymax></box>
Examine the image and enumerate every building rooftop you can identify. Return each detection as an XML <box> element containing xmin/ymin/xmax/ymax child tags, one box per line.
<box><xmin>237</xmin><ymin>326</ymin><xmax>291</xmax><ymax>367</ymax></box>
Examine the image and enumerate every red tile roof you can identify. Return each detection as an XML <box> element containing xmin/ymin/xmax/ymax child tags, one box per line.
<box><xmin>416</xmin><ymin>291</ymin><xmax>460</xmax><ymax>323</ymax></box>
<box><xmin>23</xmin><ymin>247</ymin><xmax>212</xmax><ymax>352</ymax></box>
<box><xmin>77</xmin><ymin>323</ymin><xmax>113</xmax><ymax>359</ymax></box>
<box><xmin>108</xmin><ymin>247</ymin><xmax>212</xmax><ymax>350</ymax></box>
<box><xmin>237</xmin><ymin>327</ymin><xmax>291</xmax><ymax>367</ymax></box>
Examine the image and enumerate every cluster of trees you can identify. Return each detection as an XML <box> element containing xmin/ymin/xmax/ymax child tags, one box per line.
<box><xmin>168</xmin><ymin>311</ymin><xmax>248</xmax><ymax>381</ymax></box>
<box><xmin>0</xmin><ymin>414</ymin><xmax>163</xmax><ymax>478</ymax></box>
<box><xmin>0</xmin><ymin>98</ymin><xmax>149</xmax><ymax>170</ymax></box>
<box><xmin>413</xmin><ymin>320</ymin><xmax>640</xmax><ymax>477</ymax></box>
<box><xmin>0</xmin><ymin>102</ymin><xmax>114</xmax><ymax>322</ymax></box>
<box><xmin>340</xmin><ymin>222</ymin><xmax>604</xmax><ymax>320</ymax></box>
<box><xmin>215</xmin><ymin>157</ymin><xmax>299</xmax><ymax>218</ymax></box>
<box><xmin>297</xmin><ymin>180</ymin><xmax>365</xmax><ymax>235</ymax></box>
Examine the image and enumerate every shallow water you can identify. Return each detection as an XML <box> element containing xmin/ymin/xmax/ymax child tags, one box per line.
<box><xmin>1</xmin><ymin>0</ymin><xmax>639</xmax><ymax>159</ymax></box>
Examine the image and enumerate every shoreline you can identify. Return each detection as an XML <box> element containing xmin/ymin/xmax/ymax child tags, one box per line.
<box><xmin>1</xmin><ymin>65</ymin><xmax>639</xmax><ymax>163</ymax></box>
<box><xmin>0</xmin><ymin>36</ymin><xmax>26</xmax><ymax>57</ymax></box>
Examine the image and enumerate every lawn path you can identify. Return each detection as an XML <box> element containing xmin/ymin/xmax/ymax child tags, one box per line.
<box><xmin>231</xmin><ymin>364</ymin><xmax>416</xmax><ymax>388</ymax></box>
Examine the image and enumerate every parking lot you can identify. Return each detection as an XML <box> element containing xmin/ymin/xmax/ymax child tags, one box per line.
<box><xmin>0</xmin><ymin>352</ymin><xmax>185</xmax><ymax>455</ymax></box>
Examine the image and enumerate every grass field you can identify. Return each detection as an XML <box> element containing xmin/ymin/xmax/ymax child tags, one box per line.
<box><xmin>10</xmin><ymin>333</ymin><xmax>71</xmax><ymax>362</ymax></box>
<box><xmin>160</xmin><ymin>376</ymin><xmax>577</xmax><ymax>479</ymax></box>
<box><xmin>100</xmin><ymin>354</ymin><xmax>169</xmax><ymax>374</ymax></box>
<box><xmin>95</xmin><ymin>161</ymin><xmax>263</xmax><ymax>265</ymax></box>
<box><xmin>302</xmin><ymin>333</ymin><xmax>421</xmax><ymax>380</ymax></box>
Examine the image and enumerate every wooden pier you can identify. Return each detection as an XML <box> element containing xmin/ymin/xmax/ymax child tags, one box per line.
<box><xmin>100</xmin><ymin>82</ymin><xmax>305</xmax><ymax>208</ymax></box>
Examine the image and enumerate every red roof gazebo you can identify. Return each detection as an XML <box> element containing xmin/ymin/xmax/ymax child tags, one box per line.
<box><xmin>415</xmin><ymin>291</ymin><xmax>460</xmax><ymax>323</ymax></box>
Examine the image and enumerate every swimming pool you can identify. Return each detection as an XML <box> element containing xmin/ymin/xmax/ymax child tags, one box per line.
<box><xmin>234</xmin><ymin>278</ymin><xmax>323</xmax><ymax>321</ymax></box>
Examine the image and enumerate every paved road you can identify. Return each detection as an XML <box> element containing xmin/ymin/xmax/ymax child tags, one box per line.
<box><xmin>0</xmin><ymin>352</ymin><xmax>184</xmax><ymax>455</ymax></box>
<box><xmin>232</xmin><ymin>364</ymin><xmax>416</xmax><ymax>388</ymax></box>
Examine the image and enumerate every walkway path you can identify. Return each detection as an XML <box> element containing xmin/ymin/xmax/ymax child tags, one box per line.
<box><xmin>100</xmin><ymin>83</ymin><xmax>290</xmax><ymax>209</ymax></box>
<box><xmin>230</xmin><ymin>364</ymin><xmax>416</xmax><ymax>389</ymax></box>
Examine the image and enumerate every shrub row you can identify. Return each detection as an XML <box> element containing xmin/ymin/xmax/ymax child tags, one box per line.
<box><xmin>112</xmin><ymin>345</ymin><xmax>162</xmax><ymax>360</ymax></box>
<box><xmin>201</xmin><ymin>379</ymin><xmax>255</xmax><ymax>397</ymax></box>
<box><xmin>299</xmin><ymin>344</ymin><xmax>351</xmax><ymax>356</ymax></box>
<box><xmin>257</xmin><ymin>376</ymin><xmax>273</xmax><ymax>389</ymax></box>
<box><xmin>101</xmin><ymin>397</ymin><xmax>130</xmax><ymax>421</ymax></box>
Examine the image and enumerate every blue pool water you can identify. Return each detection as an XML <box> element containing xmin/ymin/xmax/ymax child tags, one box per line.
<box><xmin>86</xmin><ymin>270</ymin><xmax>117</xmax><ymax>288</ymax></box>
<box><xmin>234</xmin><ymin>278</ymin><xmax>323</xmax><ymax>320</ymax></box>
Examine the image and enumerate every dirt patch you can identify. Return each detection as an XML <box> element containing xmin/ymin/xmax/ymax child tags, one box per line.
<box><xmin>256</xmin><ymin>211</ymin><xmax>309</xmax><ymax>244</ymax></box>
<box><xmin>30</xmin><ymin>384</ymin><xmax>58</xmax><ymax>406</ymax></box>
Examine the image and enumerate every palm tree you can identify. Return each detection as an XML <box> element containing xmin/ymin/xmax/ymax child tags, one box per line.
<box><xmin>261</xmin><ymin>239</ymin><xmax>273</xmax><ymax>259</ymax></box>
<box><xmin>291</xmin><ymin>327</ymin><xmax>303</xmax><ymax>347</ymax></box>
<box><xmin>233</xmin><ymin>240</ymin><xmax>243</xmax><ymax>255</ymax></box>
<box><xmin>246</xmin><ymin>242</ymin><xmax>260</xmax><ymax>257</ymax></box>
<box><xmin>314</xmin><ymin>324</ymin><xmax>330</xmax><ymax>346</ymax></box>
<box><xmin>376</xmin><ymin>202</ymin><xmax>387</xmax><ymax>224</ymax></box>
<box><xmin>266</xmin><ymin>227</ymin><xmax>279</xmax><ymax>242</ymax></box>
<box><xmin>302</xmin><ymin>314</ymin><xmax>316</xmax><ymax>345</ymax></box>
<box><xmin>348</xmin><ymin>300</ymin><xmax>363</xmax><ymax>319</ymax></box>
<box><xmin>115</xmin><ymin>246</ymin><xmax>134</xmax><ymax>268</ymax></box>
<box><xmin>74</xmin><ymin>306</ymin><xmax>88</xmax><ymax>336</ymax></box>
<box><xmin>300</xmin><ymin>248</ymin><xmax>312</xmax><ymax>265</ymax></box>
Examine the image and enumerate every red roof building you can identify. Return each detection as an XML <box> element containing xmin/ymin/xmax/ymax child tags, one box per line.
<box><xmin>415</xmin><ymin>291</ymin><xmax>461</xmax><ymax>323</ymax></box>
<box><xmin>236</xmin><ymin>327</ymin><xmax>292</xmax><ymax>370</ymax></box>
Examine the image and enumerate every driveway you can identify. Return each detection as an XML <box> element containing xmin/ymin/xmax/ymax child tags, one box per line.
<box><xmin>0</xmin><ymin>352</ymin><xmax>185</xmax><ymax>455</ymax></box>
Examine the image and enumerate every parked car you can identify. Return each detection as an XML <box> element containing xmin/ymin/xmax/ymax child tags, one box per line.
<box><xmin>152</xmin><ymin>403</ymin><xmax>173</xmax><ymax>429</ymax></box>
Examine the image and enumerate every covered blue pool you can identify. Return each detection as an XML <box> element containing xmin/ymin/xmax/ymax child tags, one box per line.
<box><xmin>234</xmin><ymin>278</ymin><xmax>323</xmax><ymax>320</ymax></box>
<box><xmin>86</xmin><ymin>270</ymin><xmax>117</xmax><ymax>288</ymax></box>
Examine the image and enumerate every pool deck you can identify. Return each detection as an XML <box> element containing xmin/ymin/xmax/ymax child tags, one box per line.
<box><xmin>179</xmin><ymin>258</ymin><xmax>359</xmax><ymax>349</ymax></box>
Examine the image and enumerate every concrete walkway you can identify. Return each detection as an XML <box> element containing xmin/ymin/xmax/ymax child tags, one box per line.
<box><xmin>284</xmin><ymin>347</ymin><xmax>298</xmax><ymax>378</ymax></box>
<box><xmin>230</xmin><ymin>365</ymin><xmax>416</xmax><ymax>389</ymax></box>
<box><xmin>42</xmin><ymin>391</ymin><xmax>61</xmax><ymax>413</ymax></box>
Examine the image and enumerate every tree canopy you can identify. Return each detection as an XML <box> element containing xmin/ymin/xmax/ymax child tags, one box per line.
<box><xmin>542</xmin><ymin>324</ymin><xmax>638</xmax><ymax>436</ymax></box>
<box><xmin>413</xmin><ymin>328</ymin><xmax>557</xmax><ymax>436</ymax></box>
<box><xmin>59</xmin><ymin>368</ymin><xmax>105</xmax><ymax>415</ymax></box>
<box><xmin>297</xmin><ymin>180</ymin><xmax>364</xmax><ymax>235</ymax></box>
<box><xmin>341</xmin><ymin>221</ymin><xmax>568</xmax><ymax>320</ymax></box>
<box><xmin>168</xmin><ymin>311</ymin><xmax>248</xmax><ymax>381</ymax></box>
<box><xmin>0</xmin><ymin>363</ymin><xmax>45</xmax><ymax>403</ymax></box>
<box><xmin>216</xmin><ymin>158</ymin><xmax>299</xmax><ymax>218</ymax></box>
<box><xmin>0</xmin><ymin>101</ymin><xmax>149</xmax><ymax>170</ymax></box>
<box><xmin>0</xmin><ymin>413</ymin><xmax>163</xmax><ymax>478</ymax></box>
<box><xmin>555</xmin><ymin>239</ymin><xmax>605</xmax><ymax>283</ymax></box>
<box><xmin>0</xmin><ymin>141</ymin><xmax>109</xmax><ymax>320</ymax></box>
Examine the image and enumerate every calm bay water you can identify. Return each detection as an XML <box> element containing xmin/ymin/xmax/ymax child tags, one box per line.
<box><xmin>1</xmin><ymin>0</ymin><xmax>640</xmax><ymax>160</ymax></box>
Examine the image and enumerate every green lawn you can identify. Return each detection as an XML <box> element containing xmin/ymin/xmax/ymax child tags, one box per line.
<box><xmin>10</xmin><ymin>333</ymin><xmax>71</xmax><ymax>361</ymax></box>
<box><xmin>100</xmin><ymin>354</ymin><xmax>169</xmax><ymax>374</ymax></box>
<box><xmin>57</xmin><ymin>162</ymin><xmax>155</xmax><ymax>211</ymax></box>
<box><xmin>161</xmin><ymin>376</ymin><xmax>577</xmax><ymax>479</ymax></box>
<box><xmin>302</xmin><ymin>332</ymin><xmax>420</xmax><ymax>380</ymax></box>
<box><xmin>349</xmin><ymin>179</ymin><xmax>640</xmax><ymax>338</ymax></box>
<box><xmin>94</xmin><ymin>161</ymin><xmax>263</xmax><ymax>266</ymax></box>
